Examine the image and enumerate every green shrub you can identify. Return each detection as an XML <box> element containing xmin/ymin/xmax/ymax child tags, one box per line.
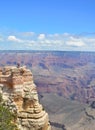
<box><xmin>0</xmin><ymin>94</ymin><xmax>18</xmax><ymax>130</ymax></box>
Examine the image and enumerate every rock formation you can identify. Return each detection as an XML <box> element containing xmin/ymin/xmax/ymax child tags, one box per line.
<box><xmin>0</xmin><ymin>66</ymin><xmax>51</xmax><ymax>130</ymax></box>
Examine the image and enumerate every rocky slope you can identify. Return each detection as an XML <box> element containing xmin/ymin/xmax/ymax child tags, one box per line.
<box><xmin>40</xmin><ymin>93</ymin><xmax>95</xmax><ymax>130</ymax></box>
<box><xmin>0</xmin><ymin>66</ymin><xmax>51</xmax><ymax>130</ymax></box>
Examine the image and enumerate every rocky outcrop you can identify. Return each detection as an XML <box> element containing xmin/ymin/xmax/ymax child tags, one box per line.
<box><xmin>0</xmin><ymin>66</ymin><xmax>51</xmax><ymax>130</ymax></box>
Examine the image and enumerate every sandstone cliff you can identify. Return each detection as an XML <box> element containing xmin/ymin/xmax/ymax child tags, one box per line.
<box><xmin>0</xmin><ymin>66</ymin><xmax>51</xmax><ymax>130</ymax></box>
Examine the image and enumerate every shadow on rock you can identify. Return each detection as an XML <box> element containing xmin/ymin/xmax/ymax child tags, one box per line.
<box><xmin>50</xmin><ymin>121</ymin><xmax>67</xmax><ymax>130</ymax></box>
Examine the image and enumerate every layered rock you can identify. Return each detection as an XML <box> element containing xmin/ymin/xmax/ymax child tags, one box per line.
<box><xmin>0</xmin><ymin>66</ymin><xmax>51</xmax><ymax>130</ymax></box>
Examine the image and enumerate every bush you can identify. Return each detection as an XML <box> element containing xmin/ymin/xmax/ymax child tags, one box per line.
<box><xmin>0</xmin><ymin>94</ymin><xmax>18</xmax><ymax>130</ymax></box>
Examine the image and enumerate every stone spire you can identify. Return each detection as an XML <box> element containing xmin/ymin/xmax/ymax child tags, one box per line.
<box><xmin>0</xmin><ymin>66</ymin><xmax>51</xmax><ymax>130</ymax></box>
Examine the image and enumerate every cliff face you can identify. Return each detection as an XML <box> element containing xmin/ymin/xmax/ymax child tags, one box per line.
<box><xmin>0</xmin><ymin>66</ymin><xmax>51</xmax><ymax>130</ymax></box>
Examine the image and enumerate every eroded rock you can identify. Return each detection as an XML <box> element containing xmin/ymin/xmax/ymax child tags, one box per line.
<box><xmin>0</xmin><ymin>66</ymin><xmax>51</xmax><ymax>130</ymax></box>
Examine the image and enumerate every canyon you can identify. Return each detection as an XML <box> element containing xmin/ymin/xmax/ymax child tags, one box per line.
<box><xmin>0</xmin><ymin>50</ymin><xmax>95</xmax><ymax>103</ymax></box>
<box><xmin>0</xmin><ymin>50</ymin><xmax>95</xmax><ymax>129</ymax></box>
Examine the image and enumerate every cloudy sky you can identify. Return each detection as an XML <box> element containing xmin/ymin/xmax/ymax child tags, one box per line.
<box><xmin>0</xmin><ymin>0</ymin><xmax>95</xmax><ymax>51</ymax></box>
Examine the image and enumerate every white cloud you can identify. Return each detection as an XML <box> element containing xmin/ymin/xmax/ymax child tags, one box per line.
<box><xmin>38</xmin><ymin>34</ymin><xmax>45</xmax><ymax>40</ymax></box>
<box><xmin>21</xmin><ymin>32</ymin><xmax>35</xmax><ymax>37</ymax></box>
<box><xmin>66</xmin><ymin>36</ymin><xmax>85</xmax><ymax>47</ymax></box>
<box><xmin>1</xmin><ymin>31</ymin><xmax>95</xmax><ymax>51</ymax></box>
<box><xmin>84</xmin><ymin>37</ymin><xmax>95</xmax><ymax>43</ymax></box>
<box><xmin>66</xmin><ymin>41</ymin><xmax>85</xmax><ymax>47</ymax></box>
<box><xmin>26</xmin><ymin>40</ymin><xmax>36</xmax><ymax>44</ymax></box>
<box><xmin>53</xmin><ymin>33</ymin><xmax>60</xmax><ymax>37</ymax></box>
<box><xmin>63</xmin><ymin>33</ymin><xmax>70</xmax><ymax>37</ymax></box>
<box><xmin>8</xmin><ymin>36</ymin><xmax>23</xmax><ymax>43</ymax></box>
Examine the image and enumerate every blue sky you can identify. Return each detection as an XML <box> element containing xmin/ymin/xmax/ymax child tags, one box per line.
<box><xmin>0</xmin><ymin>0</ymin><xmax>95</xmax><ymax>51</ymax></box>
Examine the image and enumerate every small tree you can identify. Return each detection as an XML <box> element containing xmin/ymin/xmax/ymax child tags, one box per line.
<box><xmin>0</xmin><ymin>94</ymin><xmax>18</xmax><ymax>130</ymax></box>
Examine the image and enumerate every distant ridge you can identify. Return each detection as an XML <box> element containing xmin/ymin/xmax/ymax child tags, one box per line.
<box><xmin>0</xmin><ymin>50</ymin><xmax>95</xmax><ymax>53</ymax></box>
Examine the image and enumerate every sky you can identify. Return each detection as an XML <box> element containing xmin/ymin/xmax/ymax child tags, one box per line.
<box><xmin>0</xmin><ymin>0</ymin><xmax>95</xmax><ymax>51</ymax></box>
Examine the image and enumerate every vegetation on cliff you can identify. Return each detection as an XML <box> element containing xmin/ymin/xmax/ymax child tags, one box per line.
<box><xmin>0</xmin><ymin>94</ymin><xmax>18</xmax><ymax>130</ymax></box>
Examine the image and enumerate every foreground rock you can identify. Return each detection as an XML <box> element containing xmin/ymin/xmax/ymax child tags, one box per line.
<box><xmin>0</xmin><ymin>66</ymin><xmax>51</xmax><ymax>130</ymax></box>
